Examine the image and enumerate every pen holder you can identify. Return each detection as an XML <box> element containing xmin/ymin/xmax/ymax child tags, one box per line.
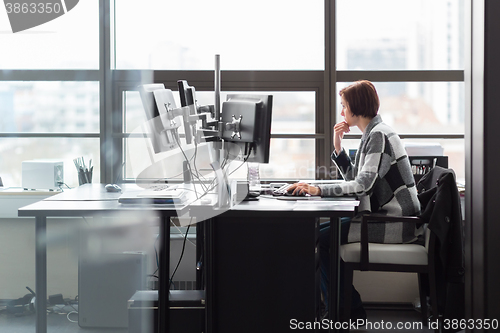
<box><xmin>74</xmin><ymin>157</ymin><xmax>93</xmax><ymax>186</ymax></box>
<box><xmin>78</xmin><ymin>169</ymin><xmax>93</xmax><ymax>186</ymax></box>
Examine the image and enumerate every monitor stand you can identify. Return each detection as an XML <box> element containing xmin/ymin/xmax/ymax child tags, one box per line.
<box><xmin>210</xmin><ymin>161</ymin><xmax>230</xmax><ymax>208</ymax></box>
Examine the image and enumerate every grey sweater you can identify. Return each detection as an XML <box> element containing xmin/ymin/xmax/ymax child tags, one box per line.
<box><xmin>318</xmin><ymin>115</ymin><xmax>421</xmax><ymax>243</ymax></box>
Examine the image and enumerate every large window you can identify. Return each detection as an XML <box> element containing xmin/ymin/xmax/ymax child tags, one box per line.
<box><xmin>337</xmin><ymin>0</ymin><xmax>464</xmax><ymax>70</ymax></box>
<box><xmin>0</xmin><ymin>0</ymin><xmax>100</xmax><ymax>188</ymax></box>
<box><xmin>0</xmin><ymin>0</ymin><xmax>99</xmax><ymax>69</ymax></box>
<box><xmin>0</xmin><ymin>0</ymin><xmax>465</xmax><ymax>187</ymax></box>
<box><xmin>0</xmin><ymin>81</ymin><xmax>100</xmax><ymax>187</ymax></box>
<box><xmin>115</xmin><ymin>0</ymin><xmax>324</xmax><ymax>70</ymax></box>
<box><xmin>336</xmin><ymin>82</ymin><xmax>464</xmax><ymax>135</ymax></box>
<box><xmin>0</xmin><ymin>82</ymin><xmax>99</xmax><ymax>133</ymax></box>
<box><xmin>336</xmin><ymin>0</ymin><xmax>465</xmax><ymax>180</ymax></box>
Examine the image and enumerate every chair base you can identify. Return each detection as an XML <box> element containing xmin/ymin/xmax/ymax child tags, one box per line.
<box><xmin>342</xmin><ymin>262</ymin><xmax>440</xmax><ymax>333</ymax></box>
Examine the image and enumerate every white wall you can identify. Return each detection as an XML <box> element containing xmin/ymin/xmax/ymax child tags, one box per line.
<box><xmin>0</xmin><ymin>217</ymin><xmax>80</xmax><ymax>300</ymax></box>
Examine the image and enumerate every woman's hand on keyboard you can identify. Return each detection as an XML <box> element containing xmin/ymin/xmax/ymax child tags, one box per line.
<box><xmin>287</xmin><ymin>183</ymin><xmax>321</xmax><ymax>196</ymax></box>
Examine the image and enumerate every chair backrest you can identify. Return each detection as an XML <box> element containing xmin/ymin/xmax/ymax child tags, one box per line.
<box><xmin>416</xmin><ymin>165</ymin><xmax>456</xmax><ymax>194</ymax></box>
<box><xmin>415</xmin><ymin>166</ymin><xmax>464</xmax><ymax>278</ymax></box>
<box><xmin>424</xmin><ymin>224</ymin><xmax>430</xmax><ymax>251</ymax></box>
<box><xmin>416</xmin><ymin>166</ymin><xmax>458</xmax><ymax>255</ymax></box>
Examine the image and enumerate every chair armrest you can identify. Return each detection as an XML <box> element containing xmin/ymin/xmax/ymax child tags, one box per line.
<box><xmin>359</xmin><ymin>214</ymin><xmax>422</xmax><ymax>270</ymax></box>
<box><xmin>362</xmin><ymin>214</ymin><xmax>422</xmax><ymax>223</ymax></box>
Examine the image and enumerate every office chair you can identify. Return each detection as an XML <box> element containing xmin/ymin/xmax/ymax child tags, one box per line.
<box><xmin>340</xmin><ymin>214</ymin><xmax>438</xmax><ymax>326</ymax></box>
<box><xmin>340</xmin><ymin>167</ymin><xmax>463</xmax><ymax>332</ymax></box>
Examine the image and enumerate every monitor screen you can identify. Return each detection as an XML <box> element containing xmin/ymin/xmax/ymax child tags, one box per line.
<box><xmin>221</xmin><ymin>94</ymin><xmax>273</xmax><ymax>163</ymax></box>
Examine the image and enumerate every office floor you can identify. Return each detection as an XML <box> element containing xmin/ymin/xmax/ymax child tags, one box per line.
<box><xmin>353</xmin><ymin>306</ymin><xmax>464</xmax><ymax>333</ymax></box>
<box><xmin>0</xmin><ymin>304</ymin><xmax>126</xmax><ymax>333</ymax></box>
<box><xmin>0</xmin><ymin>307</ymin><xmax>465</xmax><ymax>333</ymax></box>
<box><xmin>352</xmin><ymin>308</ymin><xmax>433</xmax><ymax>332</ymax></box>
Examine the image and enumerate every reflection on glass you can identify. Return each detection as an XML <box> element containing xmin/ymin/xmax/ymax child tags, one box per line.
<box><xmin>0</xmin><ymin>0</ymin><xmax>99</xmax><ymax>69</ymax></box>
<box><xmin>0</xmin><ymin>138</ymin><xmax>100</xmax><ymax>187</ymax></box>
<box><xmin>0</xmin><ymin>82</ymin><xmax>99</xmax><ymax>133</ymax></box>
<box><xmin>337</xmin><ymin>0</ymin><xmax>464</xmax><ymax>70</ymax></box>
<box><xmin>115</xmin><ymin>0</ymin><xmax>323</xmax><ymax>70</ymax></box>
<box><xmin>336</xmin><ymin>82</ymin><xmax>464</xmax><ymax>135</ymax></box>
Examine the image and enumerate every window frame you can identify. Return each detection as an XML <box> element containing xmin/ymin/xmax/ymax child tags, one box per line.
<box><xmin>0</xmin><ymin>0</ymin><xmax>465</xmax><ymax>185</ymax></box>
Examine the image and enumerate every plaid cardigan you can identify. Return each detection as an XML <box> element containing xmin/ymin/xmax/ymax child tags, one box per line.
<box><xmin>318</xmin><ymin>115</ymin><xmax>421</xmax><ymax>243</ymax></box>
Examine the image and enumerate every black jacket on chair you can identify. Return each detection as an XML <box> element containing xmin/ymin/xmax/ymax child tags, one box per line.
<box><xmin>417</xmin><ymin>166</ymin><xmax>465</xmax><ymax>325</ymax></box>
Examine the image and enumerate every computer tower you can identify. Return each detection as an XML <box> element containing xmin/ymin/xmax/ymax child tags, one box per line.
<box><xmin>128</xmin><ymin>290</ymin><xmax>205</xmax><ymax>333</ymax></box>
<box><xmin>78</xmin><ymin>252</ymin><xmax>147</xmax><ymax>328</ymax></box>
<box><xmin>21</xmin><ymin>160</ymin><xmax>64</xmax><ymax>190</ymax></box>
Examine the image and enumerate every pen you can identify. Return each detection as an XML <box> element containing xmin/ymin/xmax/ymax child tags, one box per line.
<box><xmin>26</xmin><ymin>286</ymin><xmax>36</xmax><ymax>296</ymax></box>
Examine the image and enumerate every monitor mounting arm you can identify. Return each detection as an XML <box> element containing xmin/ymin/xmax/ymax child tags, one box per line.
<box><xmin>164</xmin><ymin>103</ymin><xmax>220</xmax><ymax>144</ymax></box>
<box><xmin>224</xmin><ymin>115</ymin><xmax>243</xmax><ymax>139</ymax></box>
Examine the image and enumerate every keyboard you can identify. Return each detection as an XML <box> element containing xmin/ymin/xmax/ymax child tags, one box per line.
<box><xmin>137</xmin><ymin>184</ymin><xmax>184</xmax><ymax>199</ymax></box>
<box><xmin>118</xmin><ymin>184</ymin><xmax>187</xmax><ymax>205</ymax></box>
<box><xmin>143</xmin><ymin>184</ymin><xmax>176</xmax><ymax>192</ymax></box>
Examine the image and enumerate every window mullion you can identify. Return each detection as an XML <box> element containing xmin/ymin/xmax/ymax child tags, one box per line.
<box><xmin>337</xmin><ymin>70</ymin><xmax>465</xmax><ymax>82</ymax></box>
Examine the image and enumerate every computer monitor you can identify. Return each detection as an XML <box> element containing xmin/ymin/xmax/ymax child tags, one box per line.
<box><xmin>176</xmin><ymin>80</ymin><xmax>217</xmax><ymax>144</ymax></box>
<box><xmin>177</xmin><ymin>80</ymin><xmax>196</xmax><ymax>108</ymax></box>
<box><xmin>220</xmin><ymin>94</ymin><xmax>273</xmax><ymax>163</ymax></box>
<box><xmin>137</xmin><ymin>83</ymin><xmax>166</xmax><ymax>123</ymax></box>
<box><xmin>176</xmin><ymin>80</ymin><xmax>196</xmax><ymax>144</ymax></box>
<box><xmin>139</xmin><ymin>81</ymin><xmax>273</xmax><ymax>163</ymax></box>
<box><xmin>138</xmin><ymin>84</ymin><xmax>181</xmax><ymax>154</ymax></box>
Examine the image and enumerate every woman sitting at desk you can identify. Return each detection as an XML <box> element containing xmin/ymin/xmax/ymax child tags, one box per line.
<box><xmin>288</xmin><ymin>80</ymin><xmax>421</xmax><ymax>319</ymax></box>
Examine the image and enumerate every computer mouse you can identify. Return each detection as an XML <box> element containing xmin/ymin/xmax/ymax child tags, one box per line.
<box><xmin>247</xmin><ymin>191</ymin><xmax>260</xmax><ymax>198</ymax></box>
<box><xmin>105</xmin><ymin>184</ymin><xmax>121</xmax><ymax>192</ymax></box>
<box><xmin>285</xmin><ymin>189</ymin><xmax>305</xmax><ymax>196</ymax></box>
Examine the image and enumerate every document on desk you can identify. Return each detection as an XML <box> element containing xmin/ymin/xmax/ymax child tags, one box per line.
<box><xmin>298</xmin><ymin>179</ymin><xmax>345</xmax><ymax>185</ymax></box>
<box><xmin>292</xmin><ymin>199</ymin><xmax>359</xmax><ymax>211</ymax></box>
<box><xmin>118</xmin><ymin>188</ymin><xmax>188</xmax><ymax>205</ymax></box>
<box><xmin>276</xmin><ymin>195</ymin><xmax>356</xmax><ymax>201</ymax></box>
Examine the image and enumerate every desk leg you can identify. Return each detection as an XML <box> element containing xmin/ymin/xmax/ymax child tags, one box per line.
<box><xmin>158</xmin><ymin>217</ymin><xmax>170</xmax><ymax>333</ymax></box>
<box><xmin>329</xmin><ymin>216</ymin><xmax>340</xmax><ymax>331</ymax></box>
<box><xmin>196</xmin><ymin>221</ymin><xmax>204</xmax><ymax>290</ymax></box>
<box><xmin>35</xmin><ymin>216</ymin><xmax>47</xmax><ymax>333</ymax></box>
<box><xmin>204</xmin><ymin>218</ymin><xmax>213</xmax><ymax>333</ymax></box>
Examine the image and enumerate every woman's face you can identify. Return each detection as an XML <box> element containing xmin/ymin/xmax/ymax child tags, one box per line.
<box><xmin>340</xmin><ymin>97</ymin><xmax>356</xmax><ymax>126</ymax></box>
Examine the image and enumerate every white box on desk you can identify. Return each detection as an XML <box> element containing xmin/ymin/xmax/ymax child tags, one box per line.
<box><xmin>404</xmin><ymin>142</ymin><xmax>444</xmax><ymax>156</ymax></box>
<box><xmin>22</xmin><ymin>160</ymin><xmax>64</xmax><ymax>190</ymax></box>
